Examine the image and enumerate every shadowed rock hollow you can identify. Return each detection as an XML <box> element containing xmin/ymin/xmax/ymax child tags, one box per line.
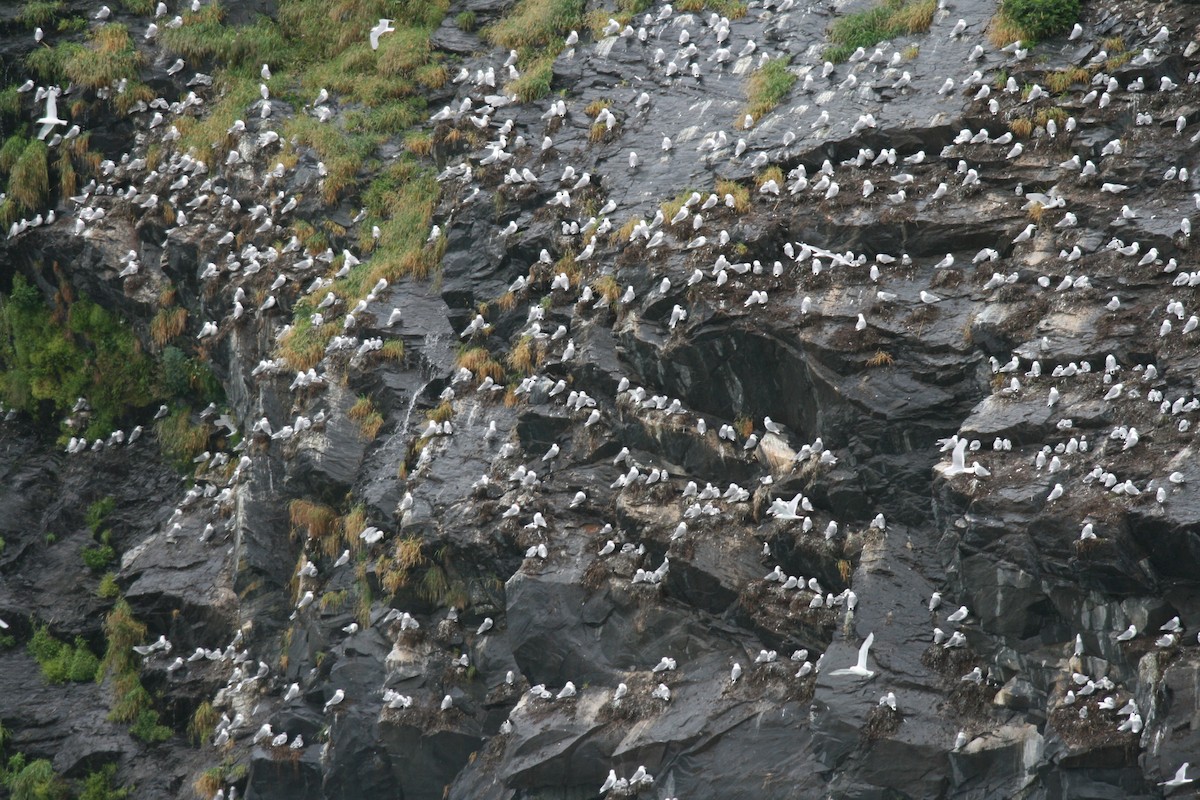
<box><xmin>0</xmin><ymin>0</ymin><xmax>1199</xmax><ymax>797</ymax></box>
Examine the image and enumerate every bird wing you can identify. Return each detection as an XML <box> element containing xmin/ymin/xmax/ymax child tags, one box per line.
<box><xmin>856</xmin><ymin>632</ymin><xmax>874</xmax><ymax>671</ymax></box>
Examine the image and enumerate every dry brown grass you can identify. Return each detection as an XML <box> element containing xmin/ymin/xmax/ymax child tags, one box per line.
<box><xmin>755</xmin><ymin>166</ymin><xmax>784</xmax><ymax>189</ymax></box>
<box><xmin>496</xmin><ymin>291</ymin><xmax>518</xmax><ymax>311</ymax></box>
<box><xmin>1045</xmin><ymin>67</ymin><xmax>1088</xmax><ymax>94</ymax></box>
<box><xmin>405</xmin><ymin>131</ymin><xmax>434</xmax><ymax>156</ymax></box>
<box><xmin>716</xmin><ymin>179</ymin><xmax>750</xmax><ymax>213</ymax></box>
<box><xmin>457</xmin><ymin>347</ymin><xmax>504</xmax><ymax>382</ymax></box>
<box><xmin>1034</xmin><ymin>106</ymin><xmax>1068</xmax><ymax>127</ymax></box>
<box><xmin>584</xmin><ymin>98</ymin><xmax>612</xmax><ymax>117</ymax></box>
<box><xmin>1009</xmin><ymin>117</ymin><xmax>1033</xmax><ymax>138</ymax></box>
<box><xmin>507</xmin><ymin>336</ymin><xmax>539</xmax><ymax>375</ymax></box>
<box><xmin>380</xmin><ymin>537</ymin><xmax>426</xmax><ymax>595</ymax></box>
<box><xmin>342</xmin><ymin>505</ymin><xmax>367</xmax><ymax>552</ymax></box>
<box><xmin>866</xmin><ymin>350</ymin><xmax>894</xmax><ymax>367</ymax></box>
<box><xmin>986</xmin><ymin>13</ymin><xmax>1026</xmax><ymax>47</ymax></box>
<box><xmin>427</xmin><ymin>399</ymin><xmax>454</xmax><ymax>424</ymax></box>
<box><xmin>592</xmin><ymin>274</ymin><xmax>620</xmax><ymax>302</ymax></box>
<box><xmin>379</xmin><ymin>340</ymin><xmax>405</xmax><ymax>361</ymax></box>
<box><xmin>150</xmin><ymin>306</ymin><xmax>188</xmax><ymax>346</ymax></box>
<box><xmin>290</xmin><ymin>499</ymin><xmax>338</xmax><ymax>540</ymax></box>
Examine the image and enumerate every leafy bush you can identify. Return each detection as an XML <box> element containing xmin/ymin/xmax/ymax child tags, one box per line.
<box><xmin>0</xmin><ymin>276</ymin><xmax>163</xmax><ymax>438</ymax></box>
<box><xmin>82</xmin><ymin>545</ymin><xmax>115</xmax><ymax>571</ymax></box>
<box><xmin>998</xmin><ymin>0</ymin><xmax>1079</xmax><ymax>41</ymax></box>
<box><xmin>4</xmin><ymin>756</ymin><xmax>68</xmax><ymax>800</ymax></box>
<box><xmin>77</xmin><ymin>765</ymin><xmax>128</xmax><ymax>800</ymax></box>
<box><xmin>160</xmin><ymin>346</ymin><xmax>221</xmax><ymax>403</ymax></box>
<box><xmin>97</xmin><ymin>572</ymin><xmax>120</xmax><ymax>599</ymax></box>
<box><xmin>153</xmin><ymin>408</ymin><xmax>209</xmax><ymax>470</ymax></box>
<box><xmin>27</xmin><ymin>627</ymin><xmax>99</xmax><ymax>683</ymax></box>
<box><xmin>128</xmin><ymin>709</ymin><xmax>171</xmax><ymax>743</ymax></box>
<box><xmin>86</xmin><ymin>497</ymin><xmax>115</xmax><ymax>534</ymax></box>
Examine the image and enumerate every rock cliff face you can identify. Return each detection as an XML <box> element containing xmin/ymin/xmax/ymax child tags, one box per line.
<box><xmin>1</xmin><ymin>0</ymin><xmax>1199</xmax><ymax>797</ymax></box>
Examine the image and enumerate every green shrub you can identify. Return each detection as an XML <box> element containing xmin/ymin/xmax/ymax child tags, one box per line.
<box><xmin>0</xmin><ymin>276</ymin><xmax>164</xmax><ymax>439</ymax></box>
<box><xmin>154</xmin><ymin>408</ymin><xmax>209</xmax><ymax>470</ymax></box>
<box><xmin>82</xmin><ymin>545</ymin><xmax>115</xmax><ymax>571</ymax></box>
<box><xmin>160</xmin><ymin>346</ymin><xmax>222</xmax><ymax>403</ymax></box>
<box><xmin>4</xmin><ymin>757</ymin><xmax>68</xmax><ymax>800</ymax></box>
<box><xmin>455</xmin><ymin>10</ymin><xmax>476</xmax><ymax>30</ymax></box>
<box><xmin>77</xmin><ymin>764</ymin><xmax>129</xmax><ymax>800</ymax></box>
<box><xmin>86</xmin><ymin>497</ymin><xmax>115</xmax><ymax>534</ymax></box>
<box><xmin>97</xmin><ymin>573</ymin><xmax>120</xmax><ymax>599</ymax></box>
<box><xmin>998</xmin><ymin>0</ymin><xmax>1079</xmax><ymax>41</ymax></box>
<box><xmin>128</xmin><ymin>709</ymin><xmax>171</xmax><ymax>743</ymax></box>
<box><xmin>27</xmin><ymin>627</ymin><xmax>98</xmax><ymax>683</ymax></box>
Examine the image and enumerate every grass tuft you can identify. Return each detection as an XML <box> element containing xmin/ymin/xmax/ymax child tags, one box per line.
<box><xmin>741</xmin><ymin>57</ymin><xmax>795</xmax><ymax>126</ymax></box>
<box><xmin>826</xmin><ymin>0</ymin><xmax>936</xmax><ymax>62</ymax></box>
<box><xmin>715</xmin><ymin>179</ymin><xmax>750</xmax><ymax>213</ymax></box>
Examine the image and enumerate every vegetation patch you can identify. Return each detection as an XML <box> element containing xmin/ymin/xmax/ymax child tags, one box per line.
<box><xmin>27</xmin><ymin>625</ymin><xmax>100</xmax><ymax>683</ymax></box>
<box><xmin>154</xmin><ymin>408</ymin><xmax>210</xmax><ymax>470</ymax></box>
<box><xmin>825</xmin><ymin>0</ymin><xmax>937</xmax><ymax>62</ymax></box>
<box><xmin>0</xmin><ymin>275</ymin><xmax>173</xmax><ymax>439</ymax></box>
<box><xmin>990</xmin><ymin>0</ymin><xmax>1079</xmax><ymax>45</ymax></box>
<box><xmin>715</xmin><ymin>179</ymin><xmax>750</xmax><ymax>213</ymax></box>
<box><xmin>741</xmin><ymin>57</ymin><xmax>796</xmax><ymax>126</ymax></box>
<box><xmin>348</xmin><ymin>396</ymin><xmax>384</xmax><ymax>440</ymax></box>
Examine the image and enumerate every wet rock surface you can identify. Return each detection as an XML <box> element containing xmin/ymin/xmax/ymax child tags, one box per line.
<box><xmin>1</xmin><ymin>0</ymin><xmax>1199</xmax><ymax>797</ymax></box>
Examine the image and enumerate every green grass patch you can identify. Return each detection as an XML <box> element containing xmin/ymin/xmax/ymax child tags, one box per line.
<box><xmin>154</xmin><ymin>408</ymin><xmax>209</xmax><ymax>470</ymax></box>
<box><xmin>508</xmin><ymin>52</ymin><xmax>556</xmax><ymax>102</ymax></box>
<box><xmin>994</xmin><ymin>0</ymin><xmax>1079</xmax><ymax>43</ymax></box>
<box><xmin>77</xmin><ymin>764</ymin><xmax>129</xmax><ymax>800</ymax></box>
<box><xmin>17</xmin><ymin>1</ymin><xmax>65</xmax><ymax>27</ymax></box>
<box><xmin>27</xmin><ymin>626</ymin><xmax>100</xmax><ymax>683</ymax></box>
<box><xmin>82</xmin><ymin>544</ymin><xmax>115</xmax><ymax>571</ymax></box>
<box><xmin>86</xmin><ymin>496</ymin><xmax>115</xmax><ymax>534</ymax></box>
<box><xmin>0</xmin><ymin>275</ymin><xmax>163</xmax><ymax>439</ymax></box>
<box><xmin>97</xmin><ymin>572</ymin><xmax>120</xmax><ymax>599</ymax></box>
<box><xmin>741</xmin><ymin>57</ymin><xmax>795</xmax><ymax>125</ymax></box>
<box><xmin>485</xmin><ymin>0</ymin><xmax>584</xmax><ymax>50</ymax></box>
<box><xmin>825</xmin><ymin>0</ymin><xmax>937</xmax><ymax>62</ymax></box>
<box><xmin>2</xmin><ymin>756</ymin><xmax>69</xmax><ymax>800</ymax></box>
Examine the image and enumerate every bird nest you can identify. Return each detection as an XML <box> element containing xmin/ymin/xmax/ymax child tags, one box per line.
<box><xmin>946</xmin><ymin>679</ymin><xmax>995</xmax><ymax>720</ymax></box>
<box><xmin>920</xmin><ymin>643</ymin><xmax>978</xmax><ymax>677</ymax></box>
<box><xmin>863</xmin><ymin>705</ymin><xmax>903</xmax><ymax>741</ymax></box>
<box><xmin>726</xmin><ymin>662</ymin><xmax>818</xmax><ymax>705</ymax></box>
<box><xmin>1047</xmin><ymin>702</ymin><xmax>1139</xmax><ymax>754</ymax></box>
<box><xmin>581</xmin><ymin>557</ymin><xmax>611</xmax><ymax>591</ymax></box>
<box><xmin>266</xmin><ymin>743</ymin><xmax>303</xmax><ymax>763</ymax></box>
<box><xmin>597</xmin><ymin>672</ymin><xmax>678</xmax><ymax>723</ymax></box>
